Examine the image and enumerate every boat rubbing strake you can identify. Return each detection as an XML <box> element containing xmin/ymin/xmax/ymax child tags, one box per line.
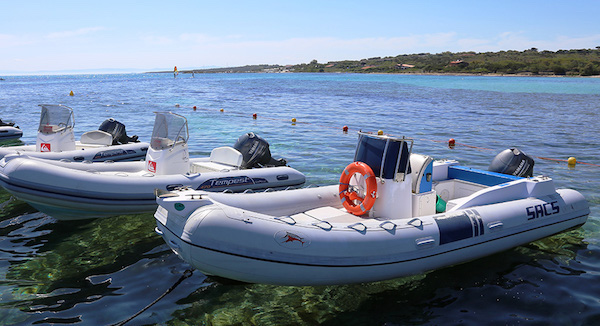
<box><xmin>154</xmin><ymin>132</ymin><xmax>589</xmax><ymax>285</ymax></box>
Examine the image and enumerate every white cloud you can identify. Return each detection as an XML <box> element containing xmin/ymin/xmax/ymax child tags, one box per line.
<box><xmin>141</xmin><ymin>35</ymin><xmax>175</xmax><ymax>46</ymax></box>
<box><xmin>454</xmin><ymin>32</ymin><xmax>600</xmax><ymax>53</ymax></box>
<box><xmin>46</xmin><ymin>27</ymin><xmax>106</xmax><ymax>39</ymax></box>
<box><xmin>0</xmin><ymin>33</ymin><xmax>34</xmax><ymax>48</ymax></box>
<box><xmin>534</xmin><ymin>34</ymin><xmax>600</xmax><ymax>51</ymax></box>
<box><xmin>178</xmin><ymin>33</ymin><xmax>219</xmax><ymax>43</ymax></box>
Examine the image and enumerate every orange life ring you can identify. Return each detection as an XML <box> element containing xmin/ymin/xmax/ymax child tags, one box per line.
<box><xmin>339</xmin><ymin>161</ymin><xmax>377</xmax><ymax>216</ymax></box>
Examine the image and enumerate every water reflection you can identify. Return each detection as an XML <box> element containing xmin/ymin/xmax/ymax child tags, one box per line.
<box><xmin>156</xmin><ymin>229</ymin><xmax>589</xmax><ymax>325</ymax></box>
<box><xmin>0</xmin><ymin>204</ymin><xmax>163</xmax><ymax>324</ymax></box>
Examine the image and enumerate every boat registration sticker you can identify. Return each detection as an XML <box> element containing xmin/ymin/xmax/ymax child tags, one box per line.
<box><xmin>40</xmin><ymin>143</ymin><xmax>51</xmax><ymax>152</ymax></box>
<box><xmin>274</xmin><ymin>230</ymin><xmax>310</xmax><ymax>249</ymax></box>
<box><xmin>148</xmin><ymin>160</ymin><xmax>157</xmax><ymax>173</ymax></box>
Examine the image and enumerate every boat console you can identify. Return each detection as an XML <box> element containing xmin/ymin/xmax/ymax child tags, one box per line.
<box><xmin>146</xmin><ymin>112</ymin><xmax>190</xmax><ymax>175</ymax></box>
<box><xmin>35</xmin><ymin>104</ymin><xmax>76</xmax><ymax>152</ymax></box>
<box><xmin>350</xmin><ymin>132</ymin><xmax>436</xmax><ymax>219</ymax></box>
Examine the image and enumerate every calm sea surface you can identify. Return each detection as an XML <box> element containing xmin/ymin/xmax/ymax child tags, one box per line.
<box><xmin>1</xmin><ymin>73</ymin><xmax>599</xmax><ymax>325</ymax></box>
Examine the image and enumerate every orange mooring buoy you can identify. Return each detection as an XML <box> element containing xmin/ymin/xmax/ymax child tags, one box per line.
<box><xmin>448</xmin><ymin>138</ymin><xmax>456</xmax><ymax>148</ymax></box>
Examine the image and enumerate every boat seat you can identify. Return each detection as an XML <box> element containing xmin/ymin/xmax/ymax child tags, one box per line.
<box><xmin>190</xmin><ymin>147</ymin><xmax>244</xmax><ymax>172</ymax></box>
<box><xmin>80</xmin><ymin>130</ymin><xmax>113</xmax><ymax>146</ymax></box>
<box><xmin>410</xmin><ymin>154</ymin><xmax>433</xmax><ymax>193</ymax></box>
<box><xmin>209</xmin><ymin>146</ymin><xmax>243</xmax><ymax>167</ymax></box>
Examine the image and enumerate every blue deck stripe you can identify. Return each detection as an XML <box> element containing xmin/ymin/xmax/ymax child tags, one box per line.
<box><xmin>448</xmin><ymin>165</ymin><xmax>521</xmax><ymax>187</ymax></box>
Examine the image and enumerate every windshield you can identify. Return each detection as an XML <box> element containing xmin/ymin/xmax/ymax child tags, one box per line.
<box><xmin>150</xmin><ymin>112</ymin><xmax>189</xmax><ymax>150</ymax></box>
<box><xmin>38</xmin><ymin>104</ymin><xmax>74</xmax><ymax>133</ymax></box>
<box><xmin>354</xmin><ymin>132</ymin><xmax>413</xmax><ymax>180</ymax></box>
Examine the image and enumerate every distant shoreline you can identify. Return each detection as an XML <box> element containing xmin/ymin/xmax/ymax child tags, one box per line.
<box><xmin>158</xmin><ymin>70</ymin><xmax>600</xmax><ymax>78</ymax></box>
<box><xmin>370</xmin><ymin>72</ymin><xmax>600</xmax><ymax>78</ymax></box>
<box><xmin>165</xmin><ymin>48</ymin><xmax>600</xmax><ymax>77</ymax></box>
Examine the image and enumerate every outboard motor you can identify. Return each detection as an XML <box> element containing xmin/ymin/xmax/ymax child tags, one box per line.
<box><xmin>488</xmin><ymin>148</ymin><xmax>534</xmax><ymax>177</ymax></box>
<box><xmin>0</xmin><ymin>119</ymin><xmax>16</xmax><ymax>127</ymax></box>
<box><xmin>233</xmin><ymin>132</ymin><xmax>287</xmax><ymax>168</ymax></box>
<box><xmin>98</xmin><ymin>118</ymin><xmax>139</xmax><ymax>145</ymax></box>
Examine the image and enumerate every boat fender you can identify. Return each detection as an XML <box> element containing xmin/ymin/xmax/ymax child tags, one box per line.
<box><xmin>339</xmin><ymin>161</ymin><xmax>377</xmax><ymax>216</ymax></box>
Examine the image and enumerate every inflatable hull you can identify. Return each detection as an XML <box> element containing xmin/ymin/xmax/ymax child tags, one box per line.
<box><xmin>0</xmin><ymin>126</ymin><xmax>23</xmax><ymax>141</ymax></box>
<box><xmin>155</xmin><ymin>175</ymin><xmax>589</xmax><ymax>285</ymax></box>
<box><xmin>0</xmin><ymin>141</ymin><xmax>148</xmax><ymax>162</ymax></box>
<box><xmin>0</xmin><ymin>155</ymin><xmax>305</xmax><ymax>220</ymax></box>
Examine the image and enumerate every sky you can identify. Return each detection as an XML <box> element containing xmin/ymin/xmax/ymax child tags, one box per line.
<box><xmin>1</xmin><ymin>0</ymin><xmax>600</xmax><ymax>74</ymax></box>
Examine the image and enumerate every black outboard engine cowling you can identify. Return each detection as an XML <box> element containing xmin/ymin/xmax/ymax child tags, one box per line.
<box><xmin>0</xmin><ymin>119</ymin><xmax>15</xmax><ymax>127</ymax></box>
<box><xmin>98</xmin><ymin>118</ymin><xmax>139</xmax><ymax>145</ymax></box>
<box><xmin>488</xmin><ymin>148</ymin><xmax>535</xmax><ymax>177</ymax></box>
<box><xmin>233</xmin><ymin>132</ymin><xmax>287</xmax><ymax>168</ymax></box>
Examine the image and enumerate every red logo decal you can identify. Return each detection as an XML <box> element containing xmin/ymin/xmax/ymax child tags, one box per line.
<box><xmin>274</xmin><ymin>230</ymin><xmax>310</xmax><ymax>249</ymax></box>
<box><xmin>40</xmin><ymin>143</ymin><xmax>51</xmax><ymax>152</ymax></box>
<box><xmin>281</xmin><ymin>232</ymin><xmax>305</xmax><ymax>245</ymax></box>
<box><xmin>148</xmin><ymin>160</ymin><xmax>157</xmax><ymax>173</ymax></box>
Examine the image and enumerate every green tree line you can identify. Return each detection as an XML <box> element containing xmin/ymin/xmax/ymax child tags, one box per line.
<box><xmin>292</xmin><ymin>48</ymin><xmax>600</xmax><ymax>76</ymax></box>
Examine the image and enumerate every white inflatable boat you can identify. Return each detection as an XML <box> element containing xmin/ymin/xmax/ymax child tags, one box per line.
<box><xmin>0</xmin><ymin>104</ymin><xmax>147</xmax><ymax>162</ymax></box>
<box><xmin>0</xmin><ymin>112</ymin><xmax>305</xmax><ymax>220</ymax></box>
<box><xmin>0</xmin><ymin>119</ymin><xmax>23</xmax><ymax>141</ymax></box>
<box><xmin>154</xmin><ymin>132</ymin><xmax>589</xmax><ymax>285</ymax></box>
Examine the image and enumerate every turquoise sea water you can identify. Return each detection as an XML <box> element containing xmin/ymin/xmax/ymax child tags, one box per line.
<box><xmin>0</xmin><ymin>73</ymin><xmax>599</xmax><ymax>325</ymax></box>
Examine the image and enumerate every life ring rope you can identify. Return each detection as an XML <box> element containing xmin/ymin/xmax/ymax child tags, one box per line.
<box><xmin>338</xmin><ymin>161</ymin><xmax>377</xmax><ymax>216</ymax></box>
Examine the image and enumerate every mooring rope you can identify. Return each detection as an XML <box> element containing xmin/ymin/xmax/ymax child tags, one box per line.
<box><xmin>111</xmin><ymin>269</ymin><xmax>194</xmax><ymax>326</ymax></box>
<box><xmin>186</xmin><ymin>106</ymin><xmax>599</xmax><ymax>167</ymax></box>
